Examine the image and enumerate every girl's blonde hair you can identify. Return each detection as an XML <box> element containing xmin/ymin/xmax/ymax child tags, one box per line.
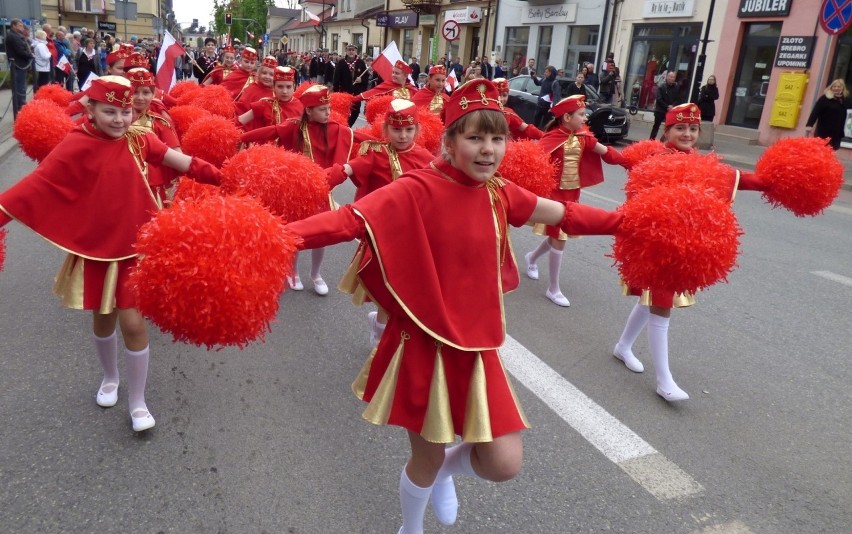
<box><xmin>826</xmin><ymin>79</ymin><xmax>849</xmax><ymax>99</ymax></box>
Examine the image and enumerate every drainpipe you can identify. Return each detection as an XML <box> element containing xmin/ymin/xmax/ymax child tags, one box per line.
<box><xmin>595</xmin><ymin>0</ymin><xmax>612</xmax><ymax>71</ymax></box>
<box><xmin>481</xmin><ymin>0</ymin><xmax>491</xmax><ymax>58</ymax></box>
<box><xmin>361</xmin><ymin>17</ymin><xmax>370</xmax><ymax>54</ymax></box>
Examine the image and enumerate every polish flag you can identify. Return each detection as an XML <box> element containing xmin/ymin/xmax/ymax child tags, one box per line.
<box><xmin>305</xmin><ymin>9</ymin><xmax>321</xmax><ymax>26</ymax></box>
<box><xmin>81</xmin><ymin>72</ymin><xmax>99</xmax><ymax>91</ymax></box>
<box><xmin>372</xmin><ymin>41</ymin><xmax>404</xmax><ymax>83</ymax></box>
<box><xmin>57</xmin><ymin>55</ymin><xmax>72</xmax><ymax>75</ymax></box>
<box><xmin>445</xmin><ymin>68</ymin><xmax>458</xmax><ymax>93</ymax></box>
<box><xmin>155</xmin><ymin>30</ymin><xmax>184</xmax><ymax>93</ymax></box>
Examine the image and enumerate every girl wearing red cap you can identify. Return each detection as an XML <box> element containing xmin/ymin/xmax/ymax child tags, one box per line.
<box><xmin>284</xmin><ymin>79</ymin><xmax>622</xmax><ymax>533</ymax></box>
<box><xmin>240</xmin><ymin>84</ymin><xmax>354</xmax><ymax>295</ymax></box>
<box><xmin>355</xmin><ymin>59</ymin><xmax>419</xmax><ymax>101</ymax></box>
<box><xmin>237</xmin><ymin>66</ymin><xmax>304</xmax><ymax>131</ymax></box>
<box><xmin>410</xmin><ymin>65</ymin><xmax>449</xmax><ymax>116</ymax></box>
<box><xmin>493</xmin><ymin>77</ymin><xmax>544</xmax><ymax>140</ymax></box>
<box><xmin>613</xmin><ymin>102</ymin><xmax>766</xmax><ymax>401</ymax></box>
<box><xmin>201</xmin><ymin>45</ymin><xmax>237</xmax><ymax>86</ymax></box>
<box><xmin>65</xmin><ymin>49</ymin><xmax>130</xmax><ymax>119</ymax></box>
<box><xmin>326</xmin><ymin>98</ymin><xmax>434</xmax><ymax>345</ymax></box>
<box><xmin>524</xmin><ymin>94</ymin><xmax>628</xmax><ymax>307</ymax></box>
<box><xmin>0</xmin><ymin>76</ymin><xmax>222</xmax><ymax>432</ymax></box>
<box><xmin>220</xmin><ymin>46</ymin><xmax>259</xmax><ymax>100</ymax></box>
<box><xmin>234</xmin><ymin>55</ymin><xmax>278</xmax><ymax>114</ymax></box>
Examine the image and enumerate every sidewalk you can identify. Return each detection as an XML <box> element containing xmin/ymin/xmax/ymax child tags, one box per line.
<box><xmin>623</xmin><ymin>116</ymin><xmax>852</xmax><ymax>192</ymax></box>
<box><xmin>0</xmin><ymin>87</ymin><xmax>16</xmax><ymax>164</ymax></box>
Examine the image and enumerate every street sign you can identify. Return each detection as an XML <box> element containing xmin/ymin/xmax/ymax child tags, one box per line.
<box><xmin>820</xmin><ymin>0</ymin><xmax>852</xmax><ymax>35</ymax></box>
<box><xmin>441</xmin><ymin>19</ymin><xmax>460</xmax><ymax>42</ymax></box>
<box><xmin>263</xmin><ymin>33</ymin><xmax>269</xmax><ymax>44</ymax></box>
<box><xmin>280</xmin><ymin>36</ymin><xmax>289</xmax><ymax>45</ymax></box>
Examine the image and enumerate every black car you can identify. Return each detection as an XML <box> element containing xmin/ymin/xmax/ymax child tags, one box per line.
<box><xmin>506</xmin><ymin>75</ymin><xmax>630</xmax><ymax>143</ymax></box>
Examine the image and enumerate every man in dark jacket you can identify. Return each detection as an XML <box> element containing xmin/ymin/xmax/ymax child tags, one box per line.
<box><xmin>650</xmin><ymin>71</ymin><xmax>681</xmax><ymax>139</ymax></box>
<box><xmin>7</xmin><ymin>19</ymin><xmax>34</xmax><ymax>118</ymax></box>
<box><xmin>324</xmin><ymin>52</ymin><xmax>338</xmax><ymax>87</ymax></box>
<box><xmin>583</xmin><ymin>62</ymin><xmax>599</xmax><ymax>90</ymax></box>
<box><xmin>408</xmin><ymin>56</ymin><xmax>420</xmax><ymax>80</ymax></box>
<box><xmin>333</xmin><ymin>44</ymin><xmax>368</xmax><ymax>126</ymax></box>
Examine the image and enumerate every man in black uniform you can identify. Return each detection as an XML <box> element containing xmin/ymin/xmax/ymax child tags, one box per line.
<box><xmin>333</xmin><ymin>44</ymin><xmax>367</xmax><ymax>126</ymax></box>
<box><xmin>650</xmin><ymin>71</ymin><xmax>681</xmax><ymax>140</ymax></box>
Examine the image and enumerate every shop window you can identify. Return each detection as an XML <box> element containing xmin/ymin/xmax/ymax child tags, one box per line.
<box><xmin>831</xmin><ymin>26</ymin><xmax>852</xmax><ymax>90</ymax></box>
<box><xmin>565</xmin><ymin>25</ymin><xmax>598</xmax><ymax>75</ymax></box>
<box><xmin>504</xmin><ymin>27</ymin><xmax>530</xmax><ymax>77</ymax></box>
<box><xmin>403</xmin><ymin>30</ymin><xmax>414</xmax><ymax>59</ymax></box>
<box><xmin>537</xmin><ymin>26</ymin><xmax>553</xmax><ymax>68</ymax></box>
<box><xmin>727</xmin><ymin>23</ymin><xmax>782</xmax><ymax>128</ymax></box>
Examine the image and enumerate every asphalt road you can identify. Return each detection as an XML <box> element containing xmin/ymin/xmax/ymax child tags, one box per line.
<box><xmin>0</xmin><ymin>149</ymin><xmax>850</xmax><ymax>534</ymax></box>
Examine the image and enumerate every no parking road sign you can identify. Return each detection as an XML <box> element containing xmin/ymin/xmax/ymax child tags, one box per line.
<box><xmin>442</xmin><ymin>20</ymin><xmax>460</xmax><ymax>42</ymax></box>
<box><xmin>821</xmin><ymin>0</ymin><xmax>852</xmax><ymax>35</ymax></box>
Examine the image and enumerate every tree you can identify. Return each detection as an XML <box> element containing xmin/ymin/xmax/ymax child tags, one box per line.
<box><xmin>213</xmin><ymin>0</ymin><xmax>275</xmax><ymax>46</ymax></box>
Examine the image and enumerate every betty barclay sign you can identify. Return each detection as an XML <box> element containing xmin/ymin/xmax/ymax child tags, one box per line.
<box><xmin>738</xmin><ymin>0</ymin><xmax>793</xmax><ymax>18</ymax></box>
<box><xmin>521</xmin><ymin>3</ymin><xmax>578</xmax><ymax>24</ymax></box>
<box><xmin>445</xmin><ymin>7</ymin><xmax>482</xmax><ymax>24</ymax></box>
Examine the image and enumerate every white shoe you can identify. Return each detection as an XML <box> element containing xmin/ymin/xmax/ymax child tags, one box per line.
<box><xmin>613</xmin><ymin>344</ymin><xmax>644</xmax><ymax>373</ymax></box>
<box><xmin>288</xmin><ymin>275</ymin><xmax>304</xmax><ymax>291</ymax></box>
<box><xmin>131</xmin><ymin>408</ymin><xmax>156</xmax><ymax>432</ymax></box>
<box><xmin>312</xmin><ymin>277</ymin><xmax>329</xmax><ymax>296</ymax></box>
<box><xmin>656</xmin><ymin>383</ymin><xmax>690</xmax><ymax>402</ymax></box>
<box><xmin>430</xmin><ymin>476</ymin><xmax>459</xmax><ymax>525</ymax></box>
<box><xmin>96</xmin><ymin>381</ymin><xmax>119</xmax><ymax>407</ymax></box>
<box><xmin>524</xmin><ymin>252</ymin><xmax>539</xmax><ymax>280</ymax></box>
<box><xmin>545</xmin><ymin>289</ymin><xmax>570</xmax><ymax>307</ymax></box>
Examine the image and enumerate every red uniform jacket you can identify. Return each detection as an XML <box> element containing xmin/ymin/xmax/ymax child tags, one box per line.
<box><xmin>245</xmin><ymin>97</ymin><xmax>304</xmax><ymax>131</ymax></box>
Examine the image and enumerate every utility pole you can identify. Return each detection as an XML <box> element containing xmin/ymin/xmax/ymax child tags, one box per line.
<box><xmin>690</xmin><ymin>0</ymin><xmax>716</xmax><ymax>104</ymax></box>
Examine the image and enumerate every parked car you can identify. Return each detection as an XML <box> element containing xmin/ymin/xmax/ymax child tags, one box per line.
<box><xmin>506</xmin><ymin>75</ymin><xmax>631</xmax><ymax>143</ymax></box>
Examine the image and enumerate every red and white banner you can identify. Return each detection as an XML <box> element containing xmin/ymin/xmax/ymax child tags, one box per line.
<box><xmin>372</xmin><ymin>41</ymin><xmax>404</xmax><ymax>84</ymax></box>
<box><xmin>305</xmin><ymin>9</ymin><xmax>321</xmax><ymax>26</ymax></box>
<box><xmin>445</xmin><ymin>68</ymin><xmax>458</xmax><ymax>93</ymax></box>
<box><xmin>57</xmin><ymin>55</ymin><xmax>72</xmax><ymax>75</ymax></box>
<box><xmin>80</xmin><ymin>72</ymin><xmax>99</xmax><ymax>92</ymax></box>
<box><xmin>155</xmin><ymin>30</ymin><xmax>184</xmax><ymax>93</ymax></box>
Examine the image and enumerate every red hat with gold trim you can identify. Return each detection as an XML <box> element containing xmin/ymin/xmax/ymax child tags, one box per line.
<box><xmin>428</xmin><ymin>65</ymin><xmax>447</xmax><ymax>77</ymax></box>
<box><xmin>106</xmin><ymin>50</ymin><xmax>128</xmax><ymax>66</ymax></box>
<box><xmin>273</xmin><ymin>66</ymin><xmax>296</xmax><ymax>82</ymax></box>
<box><xmin>125</xmin><ymin>52</ymin><xmax>150</xmax><ymax>69</ymax></box>
<box><xmin>241</xmin><ymin>47</ymin><xmax>258</xmax><ymax>61</ymax></box>
<box><xmin>493</xmin><ymin>77</ymin><xmax>509</xmax><ymax>95</ymax></box>
<box><xmin>384</xmin><ymin>98</ymin><xmax>419</xmax><ymax>127</ymax></box>
<box><xmin>126</xmin><ymin>67</ymin><xmax>155</xmax><ymax>89</ymax></box>
<box><xmin>119</xmin><ymin>43</ymin><xmax>135</xmax><ymax>54</ymax></box>
<box><xmin>665</xmin><ymin>102</ymin><xmax>701</xmax><ymax>127</ymax></box>
<box><xmin>261</xmin><ymin>55</ymin><xmax>279</xmax><ymax>69</ymax></box>
<box><xmin>86</xmin><ymin>75</ymin><xmax>134</xmax><ymax>108</ymax></box>
<box><xmin>551</xmin><ymin>94</ymin><xmax>586</xmax><ymax>117</ymax></box>
<box><xmin>299</xmin><ymin>84</ymin><xmax>331</xmax><ymax>107</ymax></box>
<box><xmin>222</xmin><ymin>45</ymin><xmax>236</xmax><ymax>55</ymax></box>
<box><xmin>443</xmin><ymin>79</ymin><xmax>504</xmax><ymax>128</ymax></box>
<box><xmin>394</xmin><ymin>59</ymin><xmax>413</xmax><ymax>75</ymax></box>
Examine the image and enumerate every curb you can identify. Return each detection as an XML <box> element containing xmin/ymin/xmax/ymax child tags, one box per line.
<box><xmin>0</xmin><ymin>137</ymin><xmax>18</xmax><ymax>165</ymax></box>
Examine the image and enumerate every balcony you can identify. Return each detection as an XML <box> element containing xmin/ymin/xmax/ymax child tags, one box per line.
<box><xmin>401</xmin><ymin>0</ymin><xmax>441</xmax><ymax>15</ymax></box>
<box><xmin>63</xmin><ymin>0</ymin><xmax>106</xmax><ymax>15</ymax></box>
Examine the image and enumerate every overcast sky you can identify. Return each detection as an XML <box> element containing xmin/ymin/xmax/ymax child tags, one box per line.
<box><xmin>173</xmin><ymin>0</ymin><xmax>300</xmax><ymax>29</ymax></box>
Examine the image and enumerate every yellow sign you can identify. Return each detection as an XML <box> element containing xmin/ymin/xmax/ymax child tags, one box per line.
<box><xmin>770</xmin><ymin>72</ymin><xmax>808</xmax><ymax>129</ymax></box>
<box><xmin>280</xmin><ymin>36</ymin><xmax>289</xmax><ymax>45</ymax></box>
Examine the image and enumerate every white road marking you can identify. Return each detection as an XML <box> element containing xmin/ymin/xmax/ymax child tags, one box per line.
<box><xmin>581</xmin><ymin>190</ymin><xmax>621</xmax><ymax>205</ymax></box>
<box><xmin>502</xmin><ymin>334</ymin><xmax>704</xmax><ymax>500</ymax></box>
<box><xmin>811</xmin><ymin>270</ymin><xmax>852</xmax><ymax>287</ymax></box>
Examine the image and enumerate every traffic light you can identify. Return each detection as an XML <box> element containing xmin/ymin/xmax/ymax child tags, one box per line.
<box><xmin>225</xmin><ymin>13</ymin><xmax>232</xmax><ymax>25</ymax></box>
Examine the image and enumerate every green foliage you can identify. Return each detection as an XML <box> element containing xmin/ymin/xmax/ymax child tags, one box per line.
<box><xmin>212</xmin><ymin>0</ymin><xmax>275</xmax><ymax>45</ymax></box>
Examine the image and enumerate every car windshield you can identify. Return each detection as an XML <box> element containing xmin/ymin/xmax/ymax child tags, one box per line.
<box><xmin>584</xmin><ymin>84</ymin><xmax>601</xmax><ymax>102</ymax></box>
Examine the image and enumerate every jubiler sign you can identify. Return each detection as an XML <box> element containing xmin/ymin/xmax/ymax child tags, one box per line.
<box><xmin>774</xmin><ymin>36</ymin><xmax>814</xmax><ymax>68</ymax></box>
<box><xmin>738</xmin><ymin>0</ymin><xmax>793</xmax><ymax>18</ymax></box>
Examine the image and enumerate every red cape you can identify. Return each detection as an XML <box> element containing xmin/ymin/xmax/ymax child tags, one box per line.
<box><xmin>220</xmin><ymin>68</ymin><xmax>253</xmax><ymax>100</ymax></box>
<box><xmin>246</xmin><ymin>97</ymin><xmax>304</xmax><ymax>131</ymax></box>
<box><xmin>0</xmin><ymin>124</ymin><xmax>168</xmax><ymax>260</ymax></box>
<box><xmin>346</xmin><ymin>142</ymin><xmax>434</xmax><ymax>201</ymax></box>
<box><xmin>235</xmin><ymin>80</ymin><xmax>275</xmax><ymax>114</ymax></box>
<box><xmin>538</xmin><ymin>125</ymin><xmax>604</xmax><ymax>189</ymax></box>
<box><xmin>275</xmin><ymin>119</ymin><xmax>354</xmax><ymax>168</ymax></box>
<box><xmin>410</xmin><ymin>86</ymin><xmax>449</xmax><ymax>111</ymax></box>
<box><xmin>359</xmin><ymin>80</ymin><xmax>418</xmax><ymax>101</ymax></box>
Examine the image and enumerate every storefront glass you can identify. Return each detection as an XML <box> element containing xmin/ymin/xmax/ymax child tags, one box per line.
<box><xmin>504</xmin><ymin>27</ymin><xmax>531</xmax><ymax>77</ymax></box>
<box><xmin>624</xmin><ymin>23</ymin><xmax>701</xmax><ymax>111</ymax></box>
<box><xmin>564</xmin><ymin>25</ymin><xmax>598</xmax><ymax>76</ymax></box>
<box><xmin>830</xmin><ymin>26</ymin><xmax>852</xmax><ymax>89</ymax></box>
<box><xmin>727</xmin><ymin>23</ymin><xmax>781</xmax><ymax>128</ymax></box>
<box><xmin>403</xmin><ymin>29</ymin><xmax>414</xmax><ymax>59</ymax></box>
<box><xmin>537</xmin><ymin>26</ymin><xmax>553</xmax><ymax>68</ymax></box>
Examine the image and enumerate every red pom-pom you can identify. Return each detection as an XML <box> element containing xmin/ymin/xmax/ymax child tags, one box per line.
<box><xmin>13</xmin><ymin>100</ymin><xmax>75</xmax><ymax>162</ymax></box>
<box><xmin>621</xmin><ymin>140</ymin><xmax>668</xmax><ymax>170</ymax></box>
<box><xmin>181</xmin><ymin>115</ymin><xmax>241</xmax><ymax>167</ymax></box>
<box><xmin>755</xmin><ymin>137</ymin><xmax>844</xmax><ymax>216</ymax></box>
<box><xmin>330</xmin><ymin>110</ymin><xmax>349</xmax><ymax>125</ymax></box>
<box><xmin>626</xmin><ymin>152</ymin><xmax>736</xmax><ymax>201</ymax></box>
<box><xmin>34</xmin><ymin>84</ymin><xmax>73</xmax><ymax>108</ymax></box>
<box><xmin>365</xmin><ymin>95</ymin><xmax>394</xmax><ymax>124</ymax></box>
<box><xmin>220</xmin><ymin>144</ymin><xmax>329</xmax><ymax>221</ymax></box>
<box><xmin>415</xmin><ymin>110</ymin><xmax>443</xmax><ymax>154</ymax></box>
<box><xmin>170</xmin><ymin>80</ymin><xmax>204</xmax><ymax>104</ymax></box>
<box><xmin>131</xmin><ymin>194</ymin><xmax>299</xmax><ymax>349</ymax></box>
<box><xmin>613</xmin><ymin>185</ymin><xmax>742</xmax><ymax>294</ymax></box>
<box><xmin>167</xmin><ymin>105</ymin><xmax>212</xmax><ymax>139</ymax></box>
<box><xmin>293</xmin><ymin>81</ymin><xmax>316</xmax><ymax>100</ymax></box>
<box><xmin>191</xmin><ymin>85</ymin><xmax>236</xmax><ymax>118</ymax></box>
<box><xmin>0</xmin><ymin>229</ymin><xmax>7</xmax><ymax>273</ymax></box>
<box><xmin>330</xmin><ymin>92</ymin><xmax>355</xmax><ymax>118</ymax></box>
<box><xmin>500</xmin><ymin>140</ymin><xmax>557</xmax><ymax>197</ymax></box>
<box><xmin>172</xmin><ymin>176</ymin><xmax>223</xmax><ymax>203</ymax></box>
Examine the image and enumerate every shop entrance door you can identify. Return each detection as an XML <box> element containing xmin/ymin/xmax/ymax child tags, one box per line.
<box><xmin>727</xmin><ymin>23</ymin><xmax>782</xmax><ymax>128</ymax></box>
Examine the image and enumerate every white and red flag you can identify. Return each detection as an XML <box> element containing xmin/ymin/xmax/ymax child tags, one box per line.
<box><xmin>305</xmin><ymin>9</ymin><xmax>321</xmax><ymax>26</ymax></box>
<box><xmin>372</xmin><ymin>41</ymin><xmax>405</xmax><ymax>83</ymax></box>
<box><xmin>57</xmin><ymin>55</ymin><xmax>72</xmax><ymax>75</ymax></box>
<box><xmin>445</xmin><ymin>68</ymin><xmax>458</xmax><ymax>93</ymax></box>
<box><xmin>155</xmin><ymin>30</ymin><xmax>184</xmax><ymax>92</ymax></box>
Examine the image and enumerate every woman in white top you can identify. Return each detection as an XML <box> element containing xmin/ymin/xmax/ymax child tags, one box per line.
<box><xmin>32</xmin><ymin>30</ymin><xmax>53</xmax><ymax>93</ymax></box>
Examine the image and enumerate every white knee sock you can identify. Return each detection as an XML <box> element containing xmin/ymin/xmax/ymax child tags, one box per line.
<box><xmin>431</xmin><ymin>442</ymin><xmax>477</xmax><ymax>525</ymax></box>
<box><xmin>125</xmin><ymin>346</ymin><xmax>150</xmax><ymax>415</ymax></box>
<box><xmin>310</xmin><ymin>247</ymin><xmax>325</xmax><ymax>280</ymax></box>
<box><xmin>527</xmin><ymin>238</ymin><xmax>551</xmax><ymax>265</ymax></box>
<box><xmin>647</xmin><ymin>315</ymin><xmax>676</xmax><ymax>389</ymax></box>
<box><xmin>616</xmin><ymin>300</ymin><xmax>650</xmax><ymax>354</ymax></box>
<box><xmin>398</xmin><ymin>466</ymin><xmax>432</xmax><ymax>534</ymax></box>
<box><xmin>547</xmin><ymin>247</ymin><xmax>565</xmax><ymax>295</ymax></box>
<box><xmin>94</xmin><ymin>332</ymin><xmax>119</xmax><ymax>386</ymax></box>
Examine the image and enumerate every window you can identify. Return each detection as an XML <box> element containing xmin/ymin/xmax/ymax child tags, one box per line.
<box><xmin>564</xmin><ymin>26</ymin><xmax>598</xmax><ymax>75</ymax></box>
<box><xmin>727</xmin><ymin>23</ymin><xmax>782</xmax><ymax>128</ymax></box>
<box><xmin>504</xmin><ymin>27</ymin><xmax>530</xmax><ymax>77</ymax></box>
<box><xmin>332</xmin><ymin>33</ymin><xmax>339</xmax><ymax>52</ymax></box>
<box><xmin>352</xmin><ymin>33</ymin><xmax>363</xmax><ymax>53</ymax></box>
<box><xmin>537</xmin><ymin>26</ymin><xmax>553</xmax><ymax>67</ymax></box>
<box><xmin>403</xmin><ymin>30</ymin><xmax>414</xmax><ymax>59</ymax></box>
